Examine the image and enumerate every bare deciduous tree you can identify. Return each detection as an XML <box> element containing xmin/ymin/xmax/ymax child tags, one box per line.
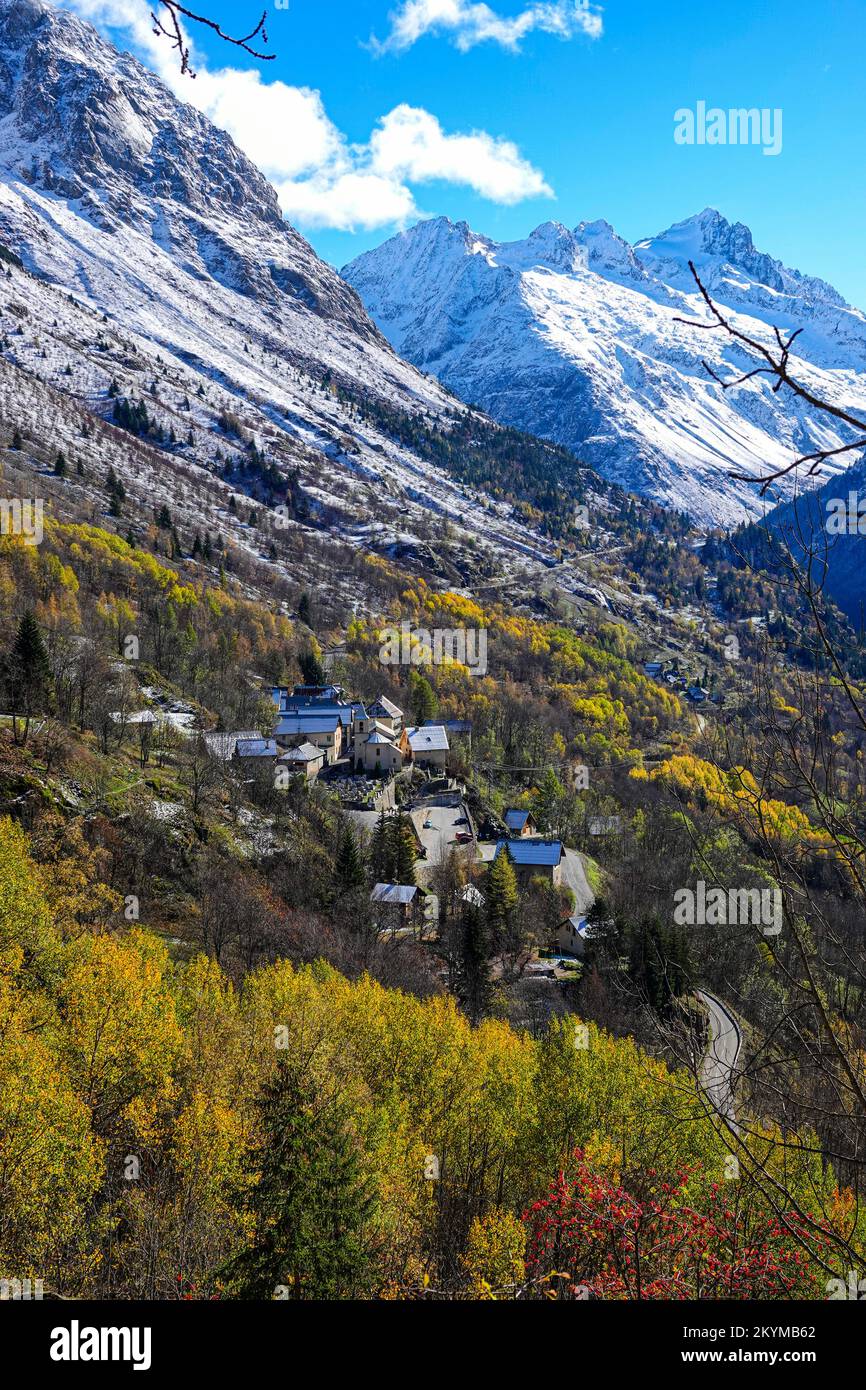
<box><xmin>676</xmin><ymin>261</ymin><xmax>866</xmax><ymax>493</ymax></box>
<box><xmin>651</xmin><ymin>270</ymin><xmax>866</xmax><ymax>1271</ymax></box>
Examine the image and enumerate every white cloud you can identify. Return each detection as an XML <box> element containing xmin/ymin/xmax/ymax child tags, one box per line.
<box><xmin>52</xmin><ymin>0</ymin><xmax>554</xmax><ymax>231</ymax></box>
<box><xmin>274</xmin><ymin>171</ymin><xmax>419</xmax><ymax>232</ymax></box>
<box><xmin>374</xmin><ymin>0</ymin><xmax>603</xmax><ymax>54</ymax></box>
<box><xmin>370</xmin><ymin>105</ymin><xmax>552</xmax><ymax>204</ymax></box>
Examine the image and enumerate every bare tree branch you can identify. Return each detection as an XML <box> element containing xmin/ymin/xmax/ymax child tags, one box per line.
<box><xmin>151</xmin><ymin>1</ymin><xmax>275</xmax><ymax>77</ymax></box>
<box><xmin>675</xmin><ymin>260</ymin><xmax>866</xmax><ymax>494</ymax></box>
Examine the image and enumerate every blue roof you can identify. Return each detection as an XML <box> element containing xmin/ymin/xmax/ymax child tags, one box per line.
<box><xmin>284</xmin><ymin>702</ymin><xmax>359</xmax><ymax>726</ymax></box>
<box><xmin>275</xmin><ymin>714</ymin><xmax>339</xmax><ymax>736</ymax></box>
<box><xmin>269</xmin><ymin>687</ymin><xmax>353</xmax><ymax>715</ymax></box>
<box><xmin>292</xmin><ymin>685</ymin><xmax>343</xmax><ymax>699</ymax></box>
<box><xmin>495</xmin><ymin>839</ymin><xmax>562</xmax><ymax>867</ymax></box>
<box><xmin>505</xmin><ymin>809</ymin><xmax>532</xmax><ymax>831</ymax></box>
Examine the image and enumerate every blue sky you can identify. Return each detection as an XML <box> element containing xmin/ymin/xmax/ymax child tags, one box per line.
<box><xmin>65</xmin><ymin>1</ymin><xmax>866</xmax><ymax>304</ymax></box>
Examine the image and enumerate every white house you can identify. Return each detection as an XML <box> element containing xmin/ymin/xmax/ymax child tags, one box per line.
<box><xmin>406</xmin><ymin>724</ymin><xmax>450</xmax><ymax>769</ymax></box>
<box><xmin>278</xmin><ymin>741</ymin><xmax>325</xmax><ymax>781</ymax></box>
<box><xmin>557</xmin><ymin>916</ymin><xmax>591</xmax><ymax>958</ymax></box>
<box><xmin>356</xmin><ymin>723</ymin><xmax>409</xmax><ymax>775</ymax></box>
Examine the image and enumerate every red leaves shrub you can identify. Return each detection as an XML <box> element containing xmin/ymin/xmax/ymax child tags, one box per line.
<box><xmin>523</xmin><ymin>1151</ymin><xmax>832</xmax><ymax>1300</ymax></box>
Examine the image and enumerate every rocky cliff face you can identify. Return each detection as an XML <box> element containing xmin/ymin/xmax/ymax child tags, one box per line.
<box><xmin>0</xmin><ymin>0</ymin><xmax>387</xmax><ymax>344</ymax></box>
<box><xmin>0</xmin><ymin>0</ymin><xmax>601</xmax><ymax>608</ymax></box>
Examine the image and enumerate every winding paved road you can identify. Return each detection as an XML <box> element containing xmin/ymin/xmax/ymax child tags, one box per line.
<box><xmin>561</xmin><ymin>848</ymin><xmax>595</xmax><ymax>919</ymax></box>
<box><xmin>696</xmin><ymin>990</ymin><xmax>742</xmax><ymax>1132</ymax></box>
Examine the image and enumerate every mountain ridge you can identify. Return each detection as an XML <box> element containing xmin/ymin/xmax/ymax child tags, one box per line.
<box><xmin>0</xmin><ymin>0</ymin><xmax>676</xmax><ymax>635</ymax></box>
<box><xmin>343</xmin><ymin>210</ymin><xmax>866</xmax><ymax>525</ymax></box>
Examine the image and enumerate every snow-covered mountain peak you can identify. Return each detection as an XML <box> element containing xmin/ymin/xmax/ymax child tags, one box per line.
<box><xmin>344</xmin><ymin>211</ymin><xmax>866</xmax><ymax>525</ymax></box>
<box><xmin>0</xmin><ymin>0</ymin><xmax>393</xmax><ymax>341</ymax></box>
<box><xmin>636</xmin><ymin>208</ymin><xmax>850</xmax><ymax>314</ymax></box>
<box><xmin>500</xmin><ymin>220</ymin><xmax>581</xmax><ymax>273</ymax></box>
<box><xmin>572</xmin><ymin>218</ymin><xmax>645</xmax><ymax>280</ymax></box>
<box><xmin>0</xmin><ymin>0</ymin><xmax>572</xmax><ymax>597</ymax></box>
<box><xmin>0</xmin><ymin>0</ymin><xmax>286</xmax><ymax>233</ymax></box>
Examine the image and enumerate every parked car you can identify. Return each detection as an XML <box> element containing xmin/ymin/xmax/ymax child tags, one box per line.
<box><xmin>455</xmin><ymin>831</ymin><xmax>473</xmax><ymax>844</ymax></box>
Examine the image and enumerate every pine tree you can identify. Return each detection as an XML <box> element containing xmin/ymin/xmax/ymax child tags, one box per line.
<box><xmin>54</xmin><ymin>450</ymin><xmax>67</xmax><ymax>478</ymax></box>
<box><xmin>334</xmin><ymin>825</ymin><xmax>366</xmax><ymax>895</ymax></box>
<box><xmin>391</xmin><ymin>813</ymin><xmax>418</xmax><ymax>887</ymax></box>
<box><xmin>409</xmin><ymin>668</ymin><xmax>438</xmax><ymax>725</ymax></box>
<box><xmin>486</xmin><ymin>846</ymin><xmax>518</xmax><ymax>945</ymax></box>
<box><xmin>106</xmin><ymin>466</ymin><xmax>126</xmax><ymax>518</ymax></box>
<box><xmin>534</xmin><ymin>767</ymin><xmax>564</xmax><ymax>834</ymax></box>
<box><xmin>370</xmin><ymin>810</ymin><xmax>392</xmax><ymax>883</ymax></box>
<box><xmin>6</xmin><ymin>611</ymin><xmax>50</xmax><ymax>745</ymax></box>
<box><xmin>457</xmin><ymin>903</ymin><xmax>493</xmax><ymax>1025</ymax></box>
<box><xmin>221</xmin><ymin>1061</ymin><xmax>374</xmax><ymax>1300</ymax></box>
<box><xmin>11</xmin><ymin>427</ymin><xmax>22</xmax><ymax>450</ymax></box>
<box><xmin>298</xmin><ymin>592</ymin><xmax>312</xmax><ymax>627</ymax></box>
<box><xmin>299</xmin><ymin>649</ymin><xmax>326</xmax><ymax>687</ymax></box>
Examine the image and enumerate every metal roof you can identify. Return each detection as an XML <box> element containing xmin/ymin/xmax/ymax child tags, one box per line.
<box><xmin>204</xmin><ymin>730</ymin><xmax>262</xmax><ymax>760</ymax></box>
<box><xmin>279</xmin><ymin>742</ymin><xmax>323</xmax><ymax>762</ymax></box>
<box><xmin>371</xmin><ymin>883</ymin><xmax>418</xmax><ymax>905</ymax></box>
<box><xmin>505</xmin><ymin>809</ymin><xmax>532</xmax><ymax>831</ymax></box>
<box><xmin>495</xmin><ymin>839</ymin><xmax>563</xmax><ymax>867</ymax></box>
<box><xmin>234</xmin><ymin>738</ymin><xmax>278</xmax><ymax>758</ymax></box>
<box><xmin>407</xmin><ymin>725</ymin><xmax>449</xmax><ymax>752</ymax></box>
<box><xmin>282</xmin><ymin>703</ymin><xmax>356</xmax><ymax>725</ymax></box>
<box><xmin>291</xmin><ymin>684</ymin><xmax>343</xmax><ymax>699</ymax></box>
<box><xmin>589</xmin><ymin>816</ymin><xmax>620</xmax><ymax>836</ymax></box>
<box><xmin>369</xmin><ymin>695</ymin><xmax>403</xmax><ymax>719</ymax></box>
<box><xmin>275</xmin><ymin>714</ymin><xmax>340</xmax><ymax>736</ymax></box>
